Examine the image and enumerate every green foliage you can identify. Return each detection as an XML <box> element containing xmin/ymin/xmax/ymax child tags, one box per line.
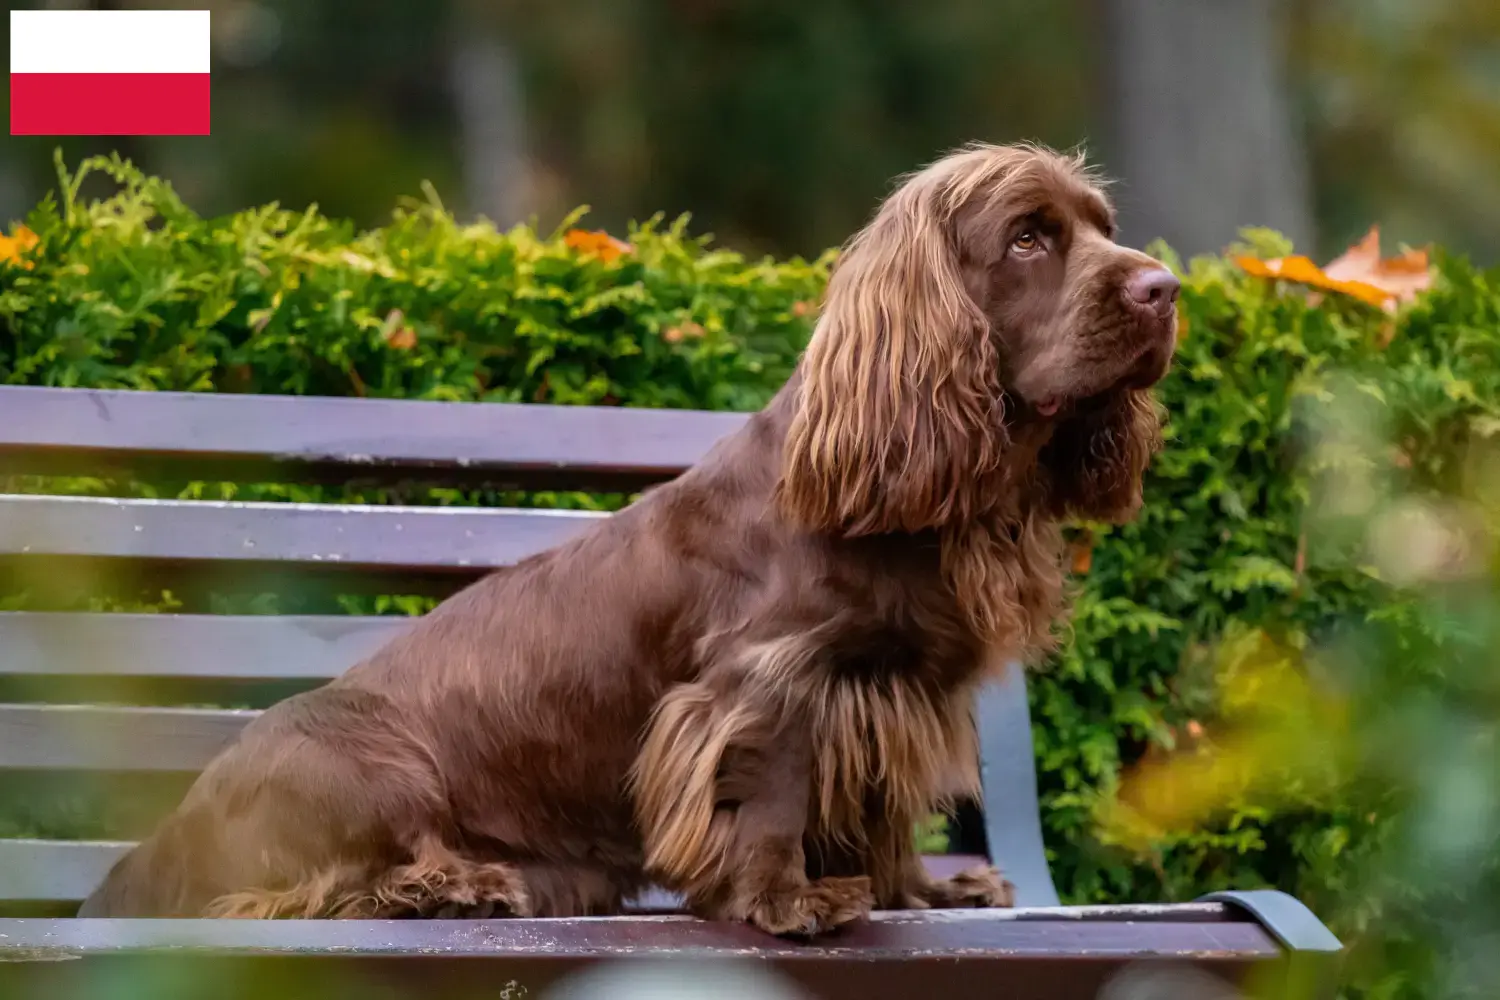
<box><xmin>2</xmin><ymin>152</ymin><xmax>828</xmax><ymax>408</ymax></box>
<box><xmin>1046</xmin><ymin>231</ymin><xmax>1500</xmax><ymax>1000</ymax></box>
<box><xmin>5</xmin><ymin>159</ymin><xmax>1500</xmax><ymax>999</ymax></box>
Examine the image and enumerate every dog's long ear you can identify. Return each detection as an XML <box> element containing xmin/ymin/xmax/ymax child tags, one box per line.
<box><xmin>777</xmin><ymin>165</ymin><xmax>1007</xmax><ymax>536</ymax></box>
<box><xmin>1043</xmin><ymin>389</ymin><xmax>1163</xmax><ymax>523</ymax></box>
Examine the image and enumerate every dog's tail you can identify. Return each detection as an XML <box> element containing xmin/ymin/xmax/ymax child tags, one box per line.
<box><xmin>77</xmin><ymin>811</ymin><xmax>216</xmax><ymax>917</ymax></box>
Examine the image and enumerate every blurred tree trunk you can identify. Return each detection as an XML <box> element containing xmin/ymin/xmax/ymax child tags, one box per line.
<box><xmin>447</xmin><ymin>0</ymin><xmax>529</xmax><ymax>225</ymax></box>
<box><xmin>1098</xmin><ymin>0</ymin><xmax>1313</xmax><ymax>256</ymax></box>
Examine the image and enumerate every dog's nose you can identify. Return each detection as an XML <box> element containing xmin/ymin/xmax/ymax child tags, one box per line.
<box><xmin>1125</xmin><ymin>268</ymin><xmax>1181</xmax><ymax>320</ymax></box>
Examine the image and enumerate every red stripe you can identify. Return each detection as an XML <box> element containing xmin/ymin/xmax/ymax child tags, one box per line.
<box><xmin>10</xmin><ymin>73</ymin><xmax>210</xmax><ymax>136</ymax></box>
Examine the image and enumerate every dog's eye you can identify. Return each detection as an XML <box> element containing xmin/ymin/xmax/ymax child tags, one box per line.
<box><xmin>1010</xmin><ymin>231</ymin><xmax>1042</xmax><ymax>254</ymax></box>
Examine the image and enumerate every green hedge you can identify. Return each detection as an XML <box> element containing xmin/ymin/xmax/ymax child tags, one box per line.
<box><xmin>5</xmin><ymin>156</ymin><xmax>1500</xmax><ymax>1000</ymax></box>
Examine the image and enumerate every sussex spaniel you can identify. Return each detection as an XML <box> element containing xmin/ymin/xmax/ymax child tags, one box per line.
<box><xmin>81</xmin><ymin>143</ymin><xmax>1177</xmax><ymax>935</ymax></box>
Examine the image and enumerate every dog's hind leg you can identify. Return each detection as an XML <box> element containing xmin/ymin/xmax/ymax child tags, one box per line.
<box><xmin>204</xmin><ymin>864</ymin><xmax>373</xmax><ymax>918</ymax></box>
<box><xmin>326</xmin><ymin>835</ymin><xmax>533</xmax><ymax>919</ymax></box>
<box><xmin>206</xmin><ymin>837</ymin><xmax>533</xmax><ymax>919</ymax></box>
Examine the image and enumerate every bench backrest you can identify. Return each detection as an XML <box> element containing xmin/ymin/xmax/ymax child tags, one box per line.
<box><xmin>0</xmin><ymin>384</ymin><xmax>1059</xmax><ymax>912</ymax></box>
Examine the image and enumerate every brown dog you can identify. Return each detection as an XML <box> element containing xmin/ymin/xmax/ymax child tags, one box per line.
<box><xmin>80</xmin><ymin>143</ymin><xmax>1176</xmax><ymax>935</ymax></box>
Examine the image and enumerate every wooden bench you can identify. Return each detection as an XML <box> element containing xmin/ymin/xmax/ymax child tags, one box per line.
<box><xmin>0</xmin><ymin>384</ymin><xmax>1342</xmax><ymax>999</ymax></box>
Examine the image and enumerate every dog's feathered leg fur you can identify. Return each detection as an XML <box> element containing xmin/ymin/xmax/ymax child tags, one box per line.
<box><xmin>632</xmin><ymin>671</ymin><xmax>873</xmax><ymax>936</ymax></box>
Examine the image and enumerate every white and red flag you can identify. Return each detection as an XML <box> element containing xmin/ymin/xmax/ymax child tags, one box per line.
<box><xmin>10</xmin><ymin>9</ymin><xmax>210</xmax><ymax>136</ymax></box>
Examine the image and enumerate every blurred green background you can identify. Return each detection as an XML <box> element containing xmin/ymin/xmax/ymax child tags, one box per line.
<box><xmin>3</xmin><ymin>0</ymin><xmax>1500</xmax><ymax>263</ymax></box>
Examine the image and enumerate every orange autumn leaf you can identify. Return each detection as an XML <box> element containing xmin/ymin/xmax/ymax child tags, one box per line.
<box><xmin>1069</xmin><ymin>531</ymin><xmax>1094</xmax><ymax>575</ymax></box>
<box><xmin>662</xmin><ymin>321</ymin><xmax>704</xmax><ymax>344</ymax></box>
<box><xmin>1235</xmin><ymin>254</ymin><xmax>1392</xmax><ymax>309</ymax></box>
<box><xmin>1323</xmin><ymin>227</ymin><xmax>1431</xmax><ymax>307</ymax></box>
<box><xmin>564</xmin><ymin>228</ymin><xmax>632</xmax><ymax>263</ymax></box>
<box><xmin>0</xmin><ymin>225</ymin><xmax>39</xmax><ymax>269</ymax></box>
<box><xmin>381</xmin><ymin>309</ymin><xmax>417</xmax><ymax>350</ymax></box>
<box><xmin>1235</xmin><ymin>226</ymin><xmax>1431</xmax><ymax>313</ymax></box>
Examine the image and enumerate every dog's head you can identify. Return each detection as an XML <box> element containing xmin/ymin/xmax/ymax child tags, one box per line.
<box><xmin>779</xmin><ymin>142</ymin><xmax>1172</xmax><ymax>534</ymax></box>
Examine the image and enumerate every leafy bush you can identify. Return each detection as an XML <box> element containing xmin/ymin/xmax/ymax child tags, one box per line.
<box><xmin>1</xmin><ymin>153</ymin><xmax>827</xmax><ymax>409</ymax></box>
<box><xmin>5</xmin><ymin>158</ymin><xmax>1500</xmax><ymax>999</ymax></box>
<box><xmin>1054</xmin><ymin>230</ymin><xmax>1500</xmax><ymax>1000</ymax></box>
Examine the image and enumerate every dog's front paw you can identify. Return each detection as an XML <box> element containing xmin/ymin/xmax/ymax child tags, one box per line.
<box><xmin>926</xmin><ymin>864</ymin><xmax>1015</xmax><ymax>909</ymax></box>
<box><xmin>747</xmin><ymin>875</ymin><xmax>874</xmax><ymax>937</ymax></box>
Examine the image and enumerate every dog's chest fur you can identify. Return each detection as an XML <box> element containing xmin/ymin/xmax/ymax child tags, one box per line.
<box><xmin>804</xmin><ymin>661</ymin><xmax>984</xmax><ymax>848</ymax></box>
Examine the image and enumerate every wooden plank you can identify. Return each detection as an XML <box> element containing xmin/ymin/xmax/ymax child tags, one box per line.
<box><xmin>0</xmin><ymin>839</ymin><xmax>686</xmax><ymax>910</ymax></box>
<box><xmin>0</xmin><ymin>385</ymin><xmax>747</xmax><ymax>491</ymax></box>
<box><xmin>0</xmin><ymin>911</ymin><xmax>1279</xmax><ymax>1000</ymax></box>
<box><xmin>0</xmin><ymin>705</ymin><xmax>252</xmax><ymax>771</ymax></box>
<box><xmin>0</xmin><ymin>494</ymin><xmax>603</xmax><ymax>568</ymax></box>
<box><xmin>0</xmin><ymin>840</ymin><xmax>127</xmax><ymax>902</ymax></box>
<box><xmin>0</xmin><ymin>711</ymin><xmax>1040</xmax><ymax>804</ymax></box>
<box><xmin>0</xmin><ymin>840</ymin><xmax>989</xmax><ymax>907</ymax></box>
<box><xmin>0</xmin><ymin>907</ymin><xmax>1277</xmax><ymax>955</ymax></box>
<box><xmin>0</xmin><ymin>613</ymin><xmax>407</xmax><ymax>680</ymax></box>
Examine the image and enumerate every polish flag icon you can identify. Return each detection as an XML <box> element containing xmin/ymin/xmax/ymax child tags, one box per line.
<box><xmin>10</xmin><ymin>9</ymin><xmax>211</xmax><ymax>136</ymax></box>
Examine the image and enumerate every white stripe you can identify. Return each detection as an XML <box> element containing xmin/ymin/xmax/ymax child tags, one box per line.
<box><xmin>10</xmin><ymin>10</ymin><xmax>210</xmax><ymax>75</ymax></box>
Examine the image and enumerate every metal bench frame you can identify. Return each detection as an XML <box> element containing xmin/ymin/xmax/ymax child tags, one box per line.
<box><xmin>0</xmin><ymin>385</ymin><xmax>1342</xmax><ymax>999</ymax></box>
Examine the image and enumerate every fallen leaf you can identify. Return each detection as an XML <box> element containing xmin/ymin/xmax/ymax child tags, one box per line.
<box><xmin>564</xmin><ymin>228</ymin><xmax>631</xmax><ymax>263</ymax></box>
<box><xmin>1323</xmin><ymin>227</ymin><xmax>1431</xmax><ymax>307</ymax></box>
<box><xmin>1236</xmin><ymin>254</ymin><xmax>1392</xmax><ymax>309</ymax></box>
<box><xmin>1235</xmin><ymin>226</ymin><xmax>1432</xmax><ymax>314</ymax></box>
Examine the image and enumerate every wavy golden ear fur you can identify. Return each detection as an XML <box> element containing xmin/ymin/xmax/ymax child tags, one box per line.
<box><xmin>777</xmin><ymin>149</ymin><xmax>1023</xmax><ymax>536</ymax></box>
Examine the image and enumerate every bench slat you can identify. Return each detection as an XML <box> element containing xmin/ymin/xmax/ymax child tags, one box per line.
<box><xmin>0</xmin><ymin>907</ymin><xmax>1275</xmax><ymax>954</ymax></box>
<box><xmin>0</xmin><ymin>613</ymin><xmax>404</xmax><ymax>679</ymax></box>
<box><xmin>0</xmin><ymin>495</ymin><xmax>603</xmax><ymax>568</ymax></box>
<box><xmin>0</xmin><ymin>385</ymin><xmax>746</xmax><ymax>490</ymax></box>
<box><xmin>0</xmin><ymin>923</ymin><xmax>1282</xmax><ymax>1000</ymax></box>
<box><xmin>0</xmin><ymin>840</ymin><xmax>989</xmax><ymax>907</ymax></box>
<box><xmin>0</xmin><ymin>839</ymin><xmax>127</xmax><ymax>902</ymax></box>
<box><xmin>0</xmin><ymin>705</ymin><xmax>252</xmax><ymax>771</ymax></box>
